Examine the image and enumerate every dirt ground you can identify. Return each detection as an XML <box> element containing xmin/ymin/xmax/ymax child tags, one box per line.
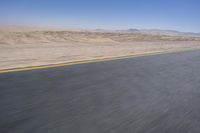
<box><xmin>0</xmin><ymin>27</ymin><xmax>200</xmax><ymax>70</ymax></box>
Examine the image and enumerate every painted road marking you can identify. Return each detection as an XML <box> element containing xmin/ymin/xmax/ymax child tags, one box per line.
<box><xmin>0</xmin><ymin>48</ymin><xmax>199</xmax><ymax>74</ymax></box>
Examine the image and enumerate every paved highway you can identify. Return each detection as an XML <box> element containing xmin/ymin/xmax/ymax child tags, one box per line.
<box><xmin>1</xmin><ymin>50</ymin><xmax>200</xmax><ymax>133</ymax></box>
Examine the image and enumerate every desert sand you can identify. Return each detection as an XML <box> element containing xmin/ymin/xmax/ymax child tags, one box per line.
<box><xmin>0</xmin><ymin>26</ymin><xmax>200</xmax><ymax>70</ymax></box>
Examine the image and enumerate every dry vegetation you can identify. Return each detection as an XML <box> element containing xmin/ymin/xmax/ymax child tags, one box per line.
<box><xmin>0</xmin><ymin>26</ymin><xmax>200</xmax><ymax>70</ymax></box>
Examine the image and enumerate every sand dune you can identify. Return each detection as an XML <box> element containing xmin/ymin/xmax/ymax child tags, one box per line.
<box><xmin>1</xmin><ymin>26</ymin><xmax>200</xmax><ymax>45</ymax></box>
<box><xmin>0</xmin><ymin>26</ymin><xmax>200</xmax><ymax>70</ymax></box>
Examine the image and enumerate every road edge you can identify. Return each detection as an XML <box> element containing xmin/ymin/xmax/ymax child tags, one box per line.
<box><xmin>0</xmin><ymin>48</ymin><xmax>200</xmax><ymax>74</ymax></box>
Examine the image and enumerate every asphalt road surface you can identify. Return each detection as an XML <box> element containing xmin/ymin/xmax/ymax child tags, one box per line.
<box><xmin>1</xmin><ymin>50</ymin><xmax>200</xmax><ymax>133</ymax></box>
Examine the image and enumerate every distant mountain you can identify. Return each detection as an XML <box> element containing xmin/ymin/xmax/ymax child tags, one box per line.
<box><xmin>93</xmin><ymin>28</ymin><xmax>200</xmax><ymax>37</ymax></box>
<box><xmin>126</xmin><ymin>29</ymin><xmax>140</xmax><ymax>33</ymax></box>
<box><xmin>139</xmin><ymin>29</ymin><xmax>200</xmax><ymax>37</ymax></box>
<box><xmin>115</xmin><ymin>29</ymin><xmax>140</xmax><ymax>33</ymax></box>
<box><xmin>116</xmin><ymin>29</ymin><xmax>200</xmax><ymax>37</ymax></box>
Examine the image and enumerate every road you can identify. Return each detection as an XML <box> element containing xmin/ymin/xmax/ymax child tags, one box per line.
<box><xmin>0</xmin><ymin>50</ymin><xmax>200</xmax><ymax>133</ymax></box>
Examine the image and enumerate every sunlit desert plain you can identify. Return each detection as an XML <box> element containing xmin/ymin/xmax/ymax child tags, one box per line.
<box><xmin>0</xmin><ymin>26</ymin><xmax>200</xmax><ymax>70</ymax></box>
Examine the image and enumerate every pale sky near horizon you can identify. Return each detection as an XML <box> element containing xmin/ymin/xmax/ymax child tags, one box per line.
<box><xmin>0</xmin><ymin>0</ymin><xmax>199</xmax><ymax>32</ymax></box>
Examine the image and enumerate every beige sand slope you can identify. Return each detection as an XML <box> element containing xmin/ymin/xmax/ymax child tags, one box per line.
<box><xmin>0</xmin><ymin>26</ymin><xmax>200</xmax><ymax>70</ymax></box>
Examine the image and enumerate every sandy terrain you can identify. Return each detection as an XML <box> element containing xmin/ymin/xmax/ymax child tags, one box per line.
<box><xmin>0</xmin><ymin>26</ymin><xmax>200</xmax><ymax>70</ymax></box>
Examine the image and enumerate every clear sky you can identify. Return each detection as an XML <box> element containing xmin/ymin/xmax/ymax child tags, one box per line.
<box><xmin>0</xmin><ymin>0</ymin><xmax>199</xmax><ymax>32</ymax></box>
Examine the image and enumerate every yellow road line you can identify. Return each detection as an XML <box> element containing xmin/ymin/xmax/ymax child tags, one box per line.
<box><xmin>0</xmin><ymin>48</ymin><xmax>199</xmax><ymax>74</ymax></box>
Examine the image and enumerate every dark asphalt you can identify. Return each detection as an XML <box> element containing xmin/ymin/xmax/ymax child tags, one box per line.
<box><xmin>1</xmin><ymin>50</ymin><xmax>200</xmax><ymax>133</ymax></box>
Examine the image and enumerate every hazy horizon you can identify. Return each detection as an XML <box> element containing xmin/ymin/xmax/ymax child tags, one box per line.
<box><xmin>0</xmin><ymin>0</ymin><xmax>200</xmax><ymax>33</ymax></box>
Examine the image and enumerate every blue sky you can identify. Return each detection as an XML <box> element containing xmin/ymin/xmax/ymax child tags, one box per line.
<box><xmin>0</xmin><ymin>0</ymin><xmax>199</xmax><ymax>32</ymax></box>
